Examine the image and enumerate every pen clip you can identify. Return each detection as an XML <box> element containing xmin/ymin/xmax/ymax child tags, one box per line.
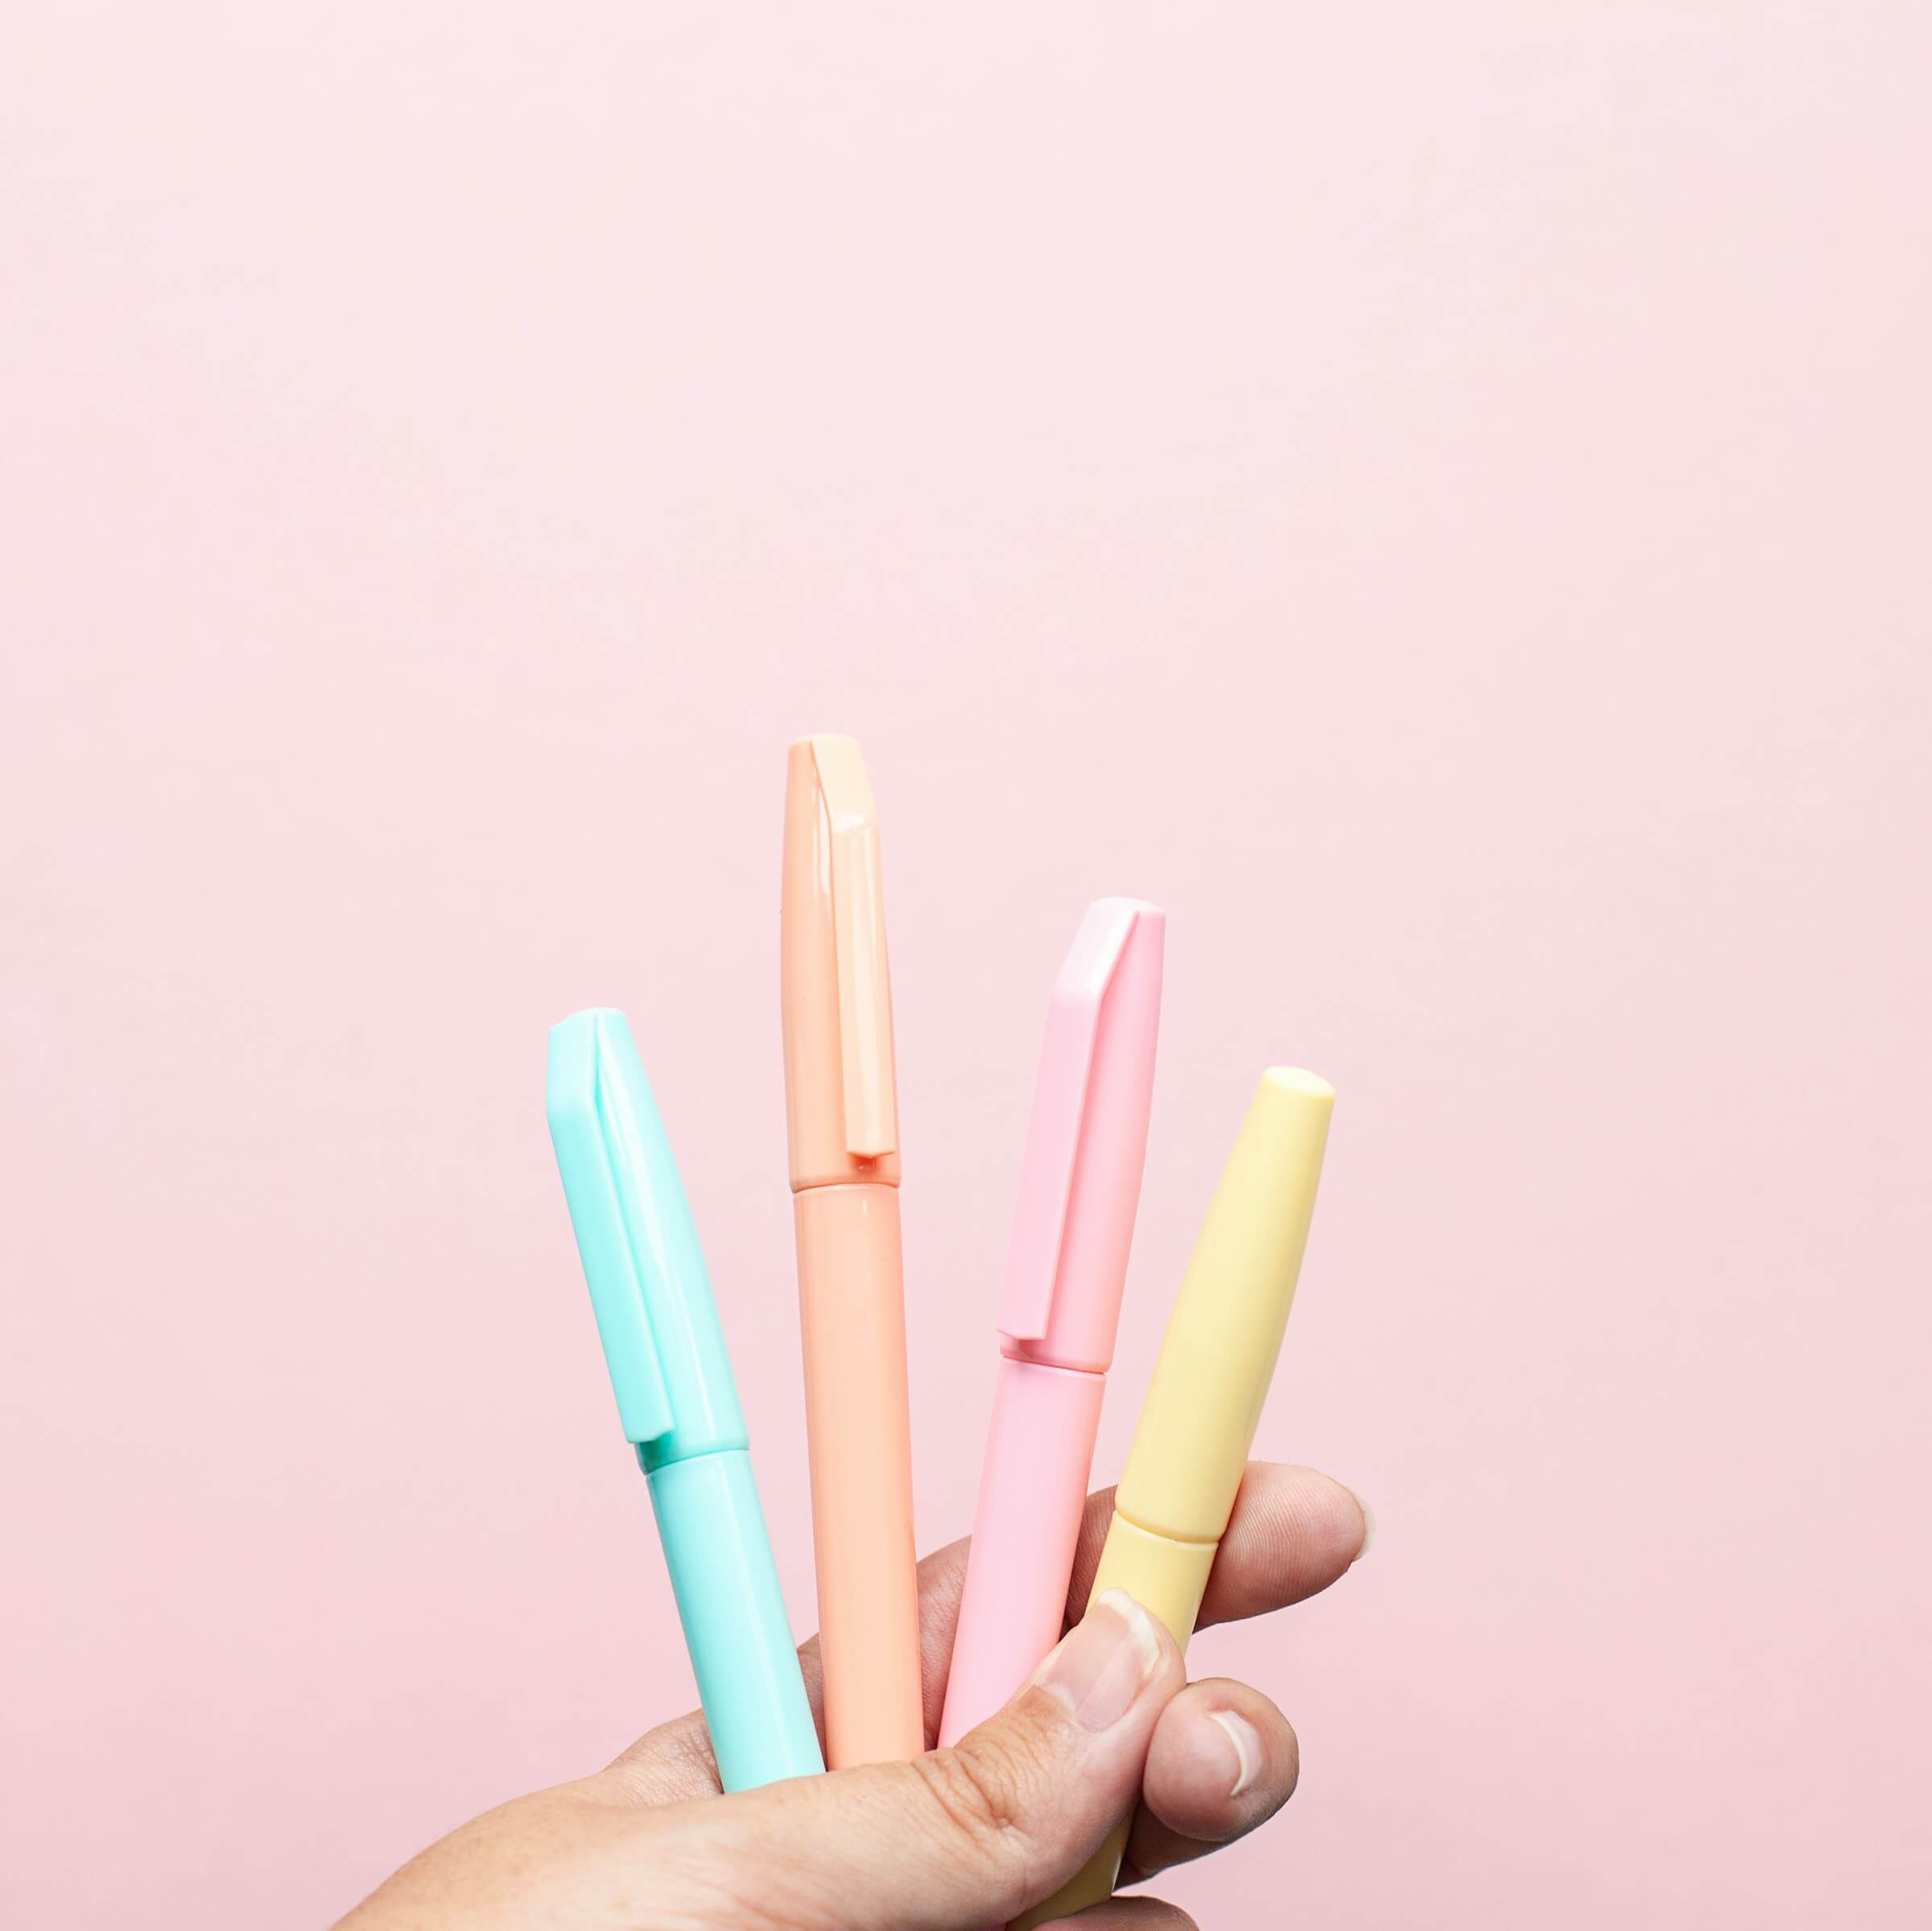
<box><xmin>812</xmin><ymin>737</ymin><xmax>898</xmax><ymax>1159</ymax></box>
<box><xmin>546</xmin><ymin>1011</ymin><xmax>675</xmax><ymax>1445</ymax></box>
<box><xmin>997</xmin><ymin>900</ymin><xmax>1147</xmax><ymax>1343</ymax></box>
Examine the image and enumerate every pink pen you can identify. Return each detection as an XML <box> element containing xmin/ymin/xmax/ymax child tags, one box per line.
<box><xmin>939</xmin><ymin>898</ymin><xmax>1164</xmax><ymax>1747</ymax></box>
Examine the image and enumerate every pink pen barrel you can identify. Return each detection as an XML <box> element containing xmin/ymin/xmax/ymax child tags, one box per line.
<box><xmin>939</xmin><ymin>1357</ymin><xmax>1105</xmax><ymax>1744</ymax></box>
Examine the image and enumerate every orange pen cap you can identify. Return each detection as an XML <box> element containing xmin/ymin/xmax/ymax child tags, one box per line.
<box><xmin>779</xmin><ymin>734</ymin><xmax>902</xmax><ymax>1190</ymax></box>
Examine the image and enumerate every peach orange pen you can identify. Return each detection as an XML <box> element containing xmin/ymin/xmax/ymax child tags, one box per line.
<box><xmin>779</xmin><ymin>735</ymin><xmax>923</xmax><ymax>1768</ymax></box>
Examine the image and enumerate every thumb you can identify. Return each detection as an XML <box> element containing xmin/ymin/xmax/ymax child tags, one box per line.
<box><xmin>705</xmin><ymin>1590</ymin><xmax>1183</xmax><ymax>1931</ymax></box>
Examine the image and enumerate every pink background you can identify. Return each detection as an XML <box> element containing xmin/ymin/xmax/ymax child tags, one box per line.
<box><xmin>3</xmin><ymin>6</ymin><xmax>1928</xmax><ymax>1926</ymax></box>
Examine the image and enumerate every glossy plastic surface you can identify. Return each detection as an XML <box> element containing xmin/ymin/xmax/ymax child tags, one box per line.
<box><xmin>997</xmin><ymin>898</ymin><xmax>1164</xmax><ymax>1372</ymax></box>
<box><xmin>780</xmin><ymin>735</ymin><xmax>922</xmax><ymax>1767</ymax></box>
<box><xmin>545</xmin><ymin>1008</ymin><xmax>745</xmax><ymax>1466</ymax></box>
<box><xmin>793</xmin><ymin>1181</ymin><xmax>924</xmax><ymax>1766</ymax></box>
<box><xmin>780</xmin><ymin>735</ymin><xmax>902</xmax><ymax>1190</ymax></box>
<box><xmin>938</xmin><ymin>1357</ymin><xmax>1105</xmax><ymax>1747</ymax></box>
<box><xmin>939</xmin><ymin>900</ymin><xmax>1164</xmax><ymax>1755</ymax></box>
<box><xmin>546</xmin><ymin>1007</ymin><xmax>820</xmax><ymax>1792</ymax></box>
<box><xmin>1115</xmin><ymin>1067</ymin><xmax>1333</xmax><ymax>1542</ymax></box>
<box><xmin>646</xmin><ymin>1450</ymin><xmax>824</xmax><ymax>1790</ymax></box>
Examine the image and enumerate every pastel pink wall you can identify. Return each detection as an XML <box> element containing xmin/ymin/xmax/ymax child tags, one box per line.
<box><xmin>3</xmin><ymin>6</ymin><xmax>1927</xmax><ymax>1925</ymax></box>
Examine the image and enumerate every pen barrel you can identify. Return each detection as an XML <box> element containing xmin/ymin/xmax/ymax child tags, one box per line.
<box><xmin>939</xmin><ymin>1358</ymin><xmax>1105</xmax><ymax>1747</ymax></box>
<box><xmin>1013</xmin><ymin>1512</ymin><xmax>1219</xmax><ymax>1930</ymax></box>
<box><xmin>645</xmin><ymin>1449</ymin><xmax>824</xmax><ymax>1791</ymax></box>
<box><xmin>794</xmin><ymin>1181</ymin><xmax>923</xmax><ymax>1767</ymax></box>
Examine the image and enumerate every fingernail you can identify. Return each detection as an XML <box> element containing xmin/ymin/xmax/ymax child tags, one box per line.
<box><xmin>1208</xmin><ymin>1710</ymin><xmax>1263</xmax><ymax>1797</ymax></box>
<box><xmin>1344</xmin><ymin>1486</ymin><xmax>1377</xmax><ymax>1559</ymax></box>
<box><xmin>1033</xmin><ymin>1587</ymin><xmax>1164</xmax><ymax>1732</ymax></box>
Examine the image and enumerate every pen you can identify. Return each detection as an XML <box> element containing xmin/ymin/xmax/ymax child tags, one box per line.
<box><xmin>938</xmin><ymin>898</ymin><xmax>1164</xmax><ymax>1748</ymax></box>
<box><xmin>545</xmin><ymin>1008</ymin><xmax>824</xmax><ymax>1792</ymax></box>
<box><xmin>779</xmin><ymin>735</ymin><xmax>923</xmax><ymax>1768</ymax></box>
<box><xmin>1016</xmin><ymin>1067</ymin><xmax>1335</xmax><ymax>1927</ymax></box>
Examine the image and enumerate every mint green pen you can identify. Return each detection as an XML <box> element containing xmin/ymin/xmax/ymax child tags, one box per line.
<box><xmin>546</xmin><ymin>1008</ymin><xmax>824</xmax><ymax>1790</ymax></box>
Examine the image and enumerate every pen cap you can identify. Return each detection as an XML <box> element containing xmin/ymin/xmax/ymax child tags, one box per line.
<box><xmin>997</xmin><ymin>900</ymin><xmax>1165</xmax><ymax>1372</ymax></box>
<box><xmin>1114</xmin><ymin>1068</ymin><xmax>1333</xmax><ymax>1544</ymax></box>
<box><xmin>780</xmin><ymin>735</ymin><xmax>902</xmax><ymax>1190</ymax></box>
<box><xmin>546</xmin><ymin>1009</ymin><xmax>748</xmax><ymax>1470</ymax></box>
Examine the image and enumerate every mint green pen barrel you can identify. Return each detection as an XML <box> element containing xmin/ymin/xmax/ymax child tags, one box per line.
<box><xmin>646</xmin><ymin>1448</ymin><xmax>823</xmax><ymax>1789</ymax></box>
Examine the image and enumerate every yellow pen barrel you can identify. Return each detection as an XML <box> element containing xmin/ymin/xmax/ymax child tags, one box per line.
<box><xmin>1016</xmin><ymin>1068</ymin><xmax>1334</xmax><ymax>1931</ymax></box>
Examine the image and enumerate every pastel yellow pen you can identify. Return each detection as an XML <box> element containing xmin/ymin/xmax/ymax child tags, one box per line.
<box><xmin>1016</xmin><ymin>1067</ymin><xmax>1335</xmax><ymax>1929</ymax></box>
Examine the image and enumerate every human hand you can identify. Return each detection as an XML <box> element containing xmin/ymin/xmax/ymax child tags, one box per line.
<box><xmin>336</xmin><ymin>1463</ymin><xmax>1370</xmax><ymax>1930</ymax></box>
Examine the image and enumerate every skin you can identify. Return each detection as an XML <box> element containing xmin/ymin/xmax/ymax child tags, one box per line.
<box><xmin>336</xmin><ymin>1463</ymin><xmax>1371</xmax><ymax>1931</ymax></box>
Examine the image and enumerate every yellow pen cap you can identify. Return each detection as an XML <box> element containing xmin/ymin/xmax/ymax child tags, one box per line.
<box><xmin>1113</xmin><ymin>1067</ymin><xmax>1333</xmax><ymax>1545</ymax></box>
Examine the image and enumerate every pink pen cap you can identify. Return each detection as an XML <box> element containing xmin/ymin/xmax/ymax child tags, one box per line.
<box><xmin>939</xmin><ymin>897</ymin><xmax>1163</xmax><ymax>1750</ymax></box>
<box><xmin>998</xmin><ymin>897</ymin><xmax>1166</xmax><ymax>1372</ymax></box>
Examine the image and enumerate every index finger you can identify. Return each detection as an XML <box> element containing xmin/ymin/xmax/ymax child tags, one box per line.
<box><xmin>1068</xmin><ymin>1463</ymin><xmax>1371</xmax><ymax>1636</ymax></box>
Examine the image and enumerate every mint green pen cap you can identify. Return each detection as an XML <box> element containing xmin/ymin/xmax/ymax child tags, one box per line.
<box><xmin>546</xmin><ymin>1009</ymin><xmax>748</xmax><ymax>1471</ymax></box>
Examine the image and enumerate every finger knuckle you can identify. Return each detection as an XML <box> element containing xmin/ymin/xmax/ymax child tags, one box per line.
<box><xmin>907</xmin><ymin>1739</ymin><xmax>1033</xmax><ymax>1858</ymax></box>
